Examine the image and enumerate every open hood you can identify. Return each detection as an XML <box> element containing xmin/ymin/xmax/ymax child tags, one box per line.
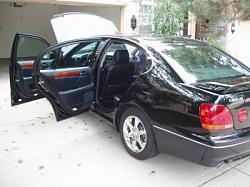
<box><xmin>51</xmin><ymin>12</ymin><xmax>119</xmax><ymax>43</ymax></box>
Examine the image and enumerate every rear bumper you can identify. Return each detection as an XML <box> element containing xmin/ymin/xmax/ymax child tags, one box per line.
<box><xmin>153</xmin><ymin>125</ymin><xmax>250</xmax><ymax>167</ymax></box>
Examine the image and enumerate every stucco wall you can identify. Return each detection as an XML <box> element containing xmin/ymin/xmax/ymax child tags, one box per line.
<box><xmin>0</xmin><ymin>3</ymin><xmax>58</xmax><ymax>58</ymax></box>
<box><xmin>226</xmin><ymin>20</ymin><xmax>250</xmax><ymax>67</ymax></box>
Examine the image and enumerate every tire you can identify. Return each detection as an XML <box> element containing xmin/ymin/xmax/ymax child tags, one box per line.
<box><xmin>119</xmin><ymin>107</ymin><xmax>158</xmax><ymax>160</ymax></box>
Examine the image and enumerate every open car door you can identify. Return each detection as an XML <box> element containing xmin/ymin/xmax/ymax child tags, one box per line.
<box><xmin>10</xmin><ymin>33</ymin><xmax>50</xmax><ymax>106</ymax></box>
<box><xmin>32</xmin><ymin>39</ymin><xmax>104</xmax><ymax>121</ymax></box>
<box><xmin>10</xmin><ymin>13</ymin><xmax>116</xmax><ymax>121</ymax></box>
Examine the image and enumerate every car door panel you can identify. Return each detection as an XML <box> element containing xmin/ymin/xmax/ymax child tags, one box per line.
<box><xmin>16</xmin><ymin>60</ymin><xmax>36</xmax><ymax>97</ymax></box>
<box><xmin>10</xmin><ymin>33</ymin><xmax>50</xmax><ymax>106</ymax></box>
<box><xmin>59</xmin><ymin>83</ymin><xmax>94</xmax><ymax>109</ymax></box>
<box><xmin>33</xmin><ymin>40</ymin><xmax>102</xmax><ymax>121</ymax></box>
<box><xmin>53</xmin><ymin>67</ymin><xmax>93</xmax><ymax>109</ymax></box>
<box><xmin>54</xmin><ymin>69</ymin><xmax>82</xmax><ymax>91</ymax></box>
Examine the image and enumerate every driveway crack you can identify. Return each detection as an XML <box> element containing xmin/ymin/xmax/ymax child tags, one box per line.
<box><xmin>197</xmin><ymin>167</ymin><xmax>234</xmax><ymax>187</ymax></box>
<box><xmin>234</xmin><ymin>167</ymin><xmax>250</xmax><ymax>177</ymax></box>
<box><xmin>198</xmin><ymin>157</ymin><xmax>250</xmax><ymax>186</ymax></box>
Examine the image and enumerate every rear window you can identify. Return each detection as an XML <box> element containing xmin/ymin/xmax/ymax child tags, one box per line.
<box><xmin>159</xmin><ymin>44</ymin><xmax>250</xmax><ymax>83</ymax></box>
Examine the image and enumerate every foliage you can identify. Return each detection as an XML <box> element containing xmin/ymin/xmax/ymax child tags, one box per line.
<box><xmin>175</xmin><ymin>0</ymin><xmax>250</xmax><ymax>21</ymax></box>
<box><xmin>153</xmin><ymin>0</ymin><xmax>250</xmax><ymax>47</ymax></box>
<box><xmin>153</xmin><ymin>0</ymin><xmax>187</xmax><ymax>36</ymax></box>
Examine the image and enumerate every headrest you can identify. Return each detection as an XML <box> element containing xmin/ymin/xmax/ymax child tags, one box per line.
<box><xmin>113</xmin><ymin>50</ymin><xmax>129</xmax><ymax>64</ymax></box>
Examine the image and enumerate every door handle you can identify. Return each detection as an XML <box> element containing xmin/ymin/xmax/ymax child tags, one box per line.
<box><xmin>142</xmin><ymin>90</ymin><xmax>151</xmax><ymax>95</ymax></box>
<box><xmin>80</xmin><ymin>71</ymin><xmax>88</xmax><ymax>76</ymax></box>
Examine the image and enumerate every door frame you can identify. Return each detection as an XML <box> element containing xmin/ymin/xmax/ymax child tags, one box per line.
<box><xmin>94</xmin><ymin>37</ymin><xmax>147</xmax><ymax>112</ymax></box>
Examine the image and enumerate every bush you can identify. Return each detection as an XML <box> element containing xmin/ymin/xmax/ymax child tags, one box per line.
<box><xmin>153</xmin><ymin>0</ymin><xmax>186</xmax><ymax>36</ymax></box>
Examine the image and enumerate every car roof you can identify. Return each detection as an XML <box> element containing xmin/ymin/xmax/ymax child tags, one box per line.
<box><xmin>96</xmin><ymin>34</ymin><xmax>208</xmax><ymax>47</ymax></box>
<box><xmin>55</xmin><ymin>34</ymin><xmax>208</xmax><ymax>51</ymax></box>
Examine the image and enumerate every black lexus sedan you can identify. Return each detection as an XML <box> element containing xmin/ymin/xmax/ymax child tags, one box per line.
<box><xmin>10</xmin><ymin>32</ymin><xmax>250</xmax><ymax>166</ymax></box>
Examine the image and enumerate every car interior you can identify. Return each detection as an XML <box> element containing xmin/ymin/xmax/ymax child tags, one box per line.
<box><xmin>13</xmin><ymin>35</ymin><xmax>149</xmax><ymax>115</ymax></box>
<box><xmin>98</xmin><ymin>41</ymin><xmax>148</xmax><ymax>110</ymax></box>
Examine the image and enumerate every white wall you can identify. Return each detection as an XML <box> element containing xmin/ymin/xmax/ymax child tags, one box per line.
<box><xmin>120</xmin><ymin>0</ymin><xmax>140</xmax><ymax>34</ymax></box>
<box><xmin>226</xmin><ymin>20</ymin><xmax>250</xmax><ymax>67</ymax></box>
<box><xmin>0</xmin><ymin>2</ymin><xmax>58</xmax><ymax>58</ymax></box>
<box><xmin>0</xmin><ymin>2</ymin><xmax>121</xmax><ymax>59</ymax></box>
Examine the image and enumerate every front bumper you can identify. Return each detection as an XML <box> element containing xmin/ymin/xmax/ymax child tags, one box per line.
<box><xmin>153</xmin><ymin>125</ymin><xmax>250</xmax><ymax>167</ymax></box>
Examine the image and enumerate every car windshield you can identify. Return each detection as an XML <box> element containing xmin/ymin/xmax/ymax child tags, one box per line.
<box><xmin>156</xmin><ymin>42</ymin><xmax>250</xmax><ymax>83</ymax></box>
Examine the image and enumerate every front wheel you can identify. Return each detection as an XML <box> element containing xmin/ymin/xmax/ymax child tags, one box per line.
<box><xmin>119</xmin><ymin>107</ymin><xmax>158</xmax><ymax>160</ymax></box>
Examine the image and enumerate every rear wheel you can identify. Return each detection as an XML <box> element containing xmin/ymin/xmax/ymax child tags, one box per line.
<box><xmin>119</xmin><ymin>107</ymin><xmax>158</xmax><ymax>160</ymax></box>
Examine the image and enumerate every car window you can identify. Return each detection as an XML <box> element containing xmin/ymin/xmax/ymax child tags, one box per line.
<box><xmin>160</xmin><ymin>44</ymin><xmax>250</xmax><ymax>83</ymax></box>
<box><xmin>72</xmin><ymin>42</ymin><xmax>97</xmax><ymax>59</ymax></box>
<box><xmin>148</xmin><ymin>47</ymin><xmax>181</xmax><ymax>82</ymax></box>
<box><xmin>17</xmin><ymin>36</ymin><xmax>49</xmax><ymax>61</ymax></box>
<box><xmin>104</xmin><ymin>41</ymin><xmax>148</xmax><ymax>74</ymax></box>
<box><xmin>40</xmin><ymin>41</ymin><xmax>99</xmax><ymax>70</ymax></box>
<box><xmin>148</xmin><ymin>41</ymin><xmax>250</xmax><ymax>84</ymax></box>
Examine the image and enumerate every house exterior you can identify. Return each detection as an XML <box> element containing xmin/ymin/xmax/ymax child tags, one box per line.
<box><xmin>225</xmin><ymin>17</ymin><xmax>250</xmax><ymax>66</ymax></box>
<box><xmin>187</xmin><ymin>9</ymin><xmax>250</xmax><ymax>67</ymax></box>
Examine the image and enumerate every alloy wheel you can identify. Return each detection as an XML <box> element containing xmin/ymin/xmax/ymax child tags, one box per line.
<box><xmin>123</xmin><ymin>115</ymin><xmax>147</xmax><ymax>153</ymax></box>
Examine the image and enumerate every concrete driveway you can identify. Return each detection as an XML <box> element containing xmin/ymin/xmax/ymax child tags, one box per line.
<box><xmin>1</xmin><ymin>61</ymin><xmax>250</xmax><ymax>187</ymax></box>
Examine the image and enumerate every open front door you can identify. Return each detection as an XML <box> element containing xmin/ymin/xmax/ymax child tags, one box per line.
<box><xmin>33</xmin><ymin>39</ymin><xmax>103</xmax><ymax>121</ymax></box>
<box><xmin>10</xmin><ymin>33</ymin><xmax>50</xmax><ymax>106</ymax></box>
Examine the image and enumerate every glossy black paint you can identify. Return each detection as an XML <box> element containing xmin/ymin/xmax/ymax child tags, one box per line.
<box><xmin>114</xmin><ymin>70</ymin><xmax>250</xmax><ymax>166</ymax></box>
<box><xmin>10</xmin><ymin>34</ymin><xmax>250</xmax><ymax>166</ymax></box>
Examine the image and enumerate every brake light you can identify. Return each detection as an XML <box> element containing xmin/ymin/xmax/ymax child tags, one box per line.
<box><xmin>238</xmin><ymin>108</ymin><xmax>248</xmax><ymax>123</ymax></box>
<box><xmin>199</xmin><ymin>103</ymin><xmax>233</xmax><ymax>131</ymax></box>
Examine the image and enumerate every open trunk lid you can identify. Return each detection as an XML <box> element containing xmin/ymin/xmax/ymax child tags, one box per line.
<box><xmin>51</xmin><ymin>12</ymin><xmax>119</xmax><ymax>43</ymax></box>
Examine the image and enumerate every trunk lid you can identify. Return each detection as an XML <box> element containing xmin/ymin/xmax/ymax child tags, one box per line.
<box><xmin>193</xmin><ymin>76</ymin><xmax>250</xmax><ymax>94</ymax></box>
<box><xmin>51</xmin><ymin>12</ymin><xmax>119</xmax><ymax>43</ymax></box>
<box><xmin>224</xmin><ymin>91</ymin><xmax>250</xmax><ymax>130</ymax></box>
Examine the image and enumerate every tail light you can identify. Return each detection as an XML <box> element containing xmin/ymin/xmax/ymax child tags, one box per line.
<box><xmin>199</xmin><ymin>103</ymin><xmax>233</xmax><ymax>131</ymax></box>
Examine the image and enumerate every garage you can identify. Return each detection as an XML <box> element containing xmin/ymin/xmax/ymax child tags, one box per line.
<box><xmin>0</xmin><ymin>0</ymin><xmax>125</xmax><ymax>60</ymax></box>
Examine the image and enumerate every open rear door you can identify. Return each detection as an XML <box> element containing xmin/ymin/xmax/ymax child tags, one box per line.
<box><xmin>10</xmin><ymin>33</ymin><xmax>50</xmax><ymax>106</ymax></box>
<box><xmin>33</xmin><ymin>39</ymin><xmax>103</xmax><ymax>121</ymax></box>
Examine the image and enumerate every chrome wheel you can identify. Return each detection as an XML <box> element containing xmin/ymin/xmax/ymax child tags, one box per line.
<box><xmin>123</xmin><ymin>116</ymin><xmax>147</xmax><ymax>153</ymax></box>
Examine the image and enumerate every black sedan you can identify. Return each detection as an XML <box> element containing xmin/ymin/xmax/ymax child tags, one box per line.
<box><xmin>10</xmin><ymin>33</ymin><xmax>250</xmax><ymax>166</ymax></box>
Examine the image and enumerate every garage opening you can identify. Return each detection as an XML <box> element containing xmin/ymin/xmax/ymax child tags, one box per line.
<box><xmin>0</xmin><ymin>1</ymin><xmax>123</xmax><ymax>62</ymax></box>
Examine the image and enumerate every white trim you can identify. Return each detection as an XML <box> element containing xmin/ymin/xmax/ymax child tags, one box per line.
<box><xmin>153</xmin><ymin>125</ymin><xmax>250</xmax><ymax>149</ymax></box>
<box><xmin>17</xmin><ymin>0</ymin><xmax>126</xmax><ymax>7</ymax></box>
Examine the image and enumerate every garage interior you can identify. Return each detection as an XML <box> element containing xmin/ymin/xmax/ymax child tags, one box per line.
<box><xmin>0</xmin><ymin>0</ymin><xmax>124</xmax><ymax>61</ymax></box>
